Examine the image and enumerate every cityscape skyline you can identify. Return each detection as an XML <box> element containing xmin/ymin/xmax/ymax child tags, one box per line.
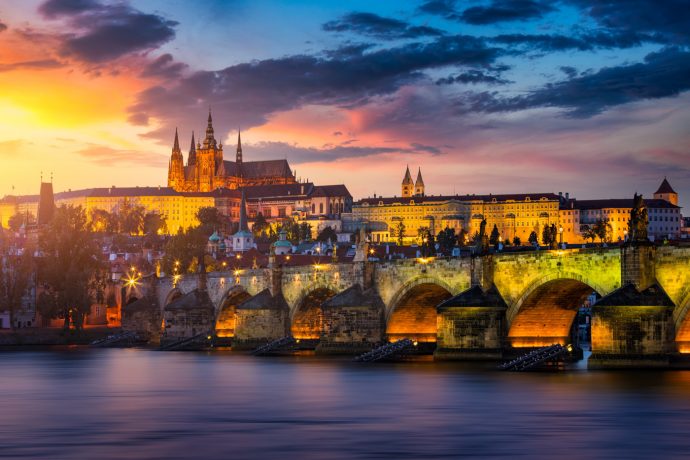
<box><xmin>0</xmin><ymin>0</ymin><xmax>688</xmax><ymax>208</ymax></box>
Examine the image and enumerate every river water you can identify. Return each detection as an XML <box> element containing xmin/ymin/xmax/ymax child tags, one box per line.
<box><xmin>2</xmin><ymin>349</ymin><xmax>690</xmax><ymax>459</ymax></box>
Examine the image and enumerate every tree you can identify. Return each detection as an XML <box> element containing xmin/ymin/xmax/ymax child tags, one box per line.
<box><xmin>436</xmin><ymin>227</ymin><xmax>456</xmax><ymax>254</ymax></box>
<box><xmin>37</xmin><ymin>205</ymin><xmax>105</xmax><ymax>331</ymax></box>
<box><xmin>143</xmin><ymin>212</ymin><xmax>167</xmax><ymax>236</ymax></box>
<box><xmin>196</xmin><ymin>207</ymin><xmax>222</xmax><ymax>231</ymax></box>
<box><xmin>316</xmin><ymin>226</ymin><xmax>338</xmax><ymax>243</ymax></box>
<box><xmin>418</xmin><ymin>226</ymin><xmax>435</xmax><ymax>256</ymax></box>
<box><xmin>541</xmin><ymin>224</ymin><xmax>557</xmax><ymax>247</ymax></box>
<box><xmin>580</xmin><ymin>224</ymin><xmax>596</xmax><ymax>243</ymax></box>
<box><xmin>593</xmin><ymin>219</ymin><xmax>612</xmax><ymax>244</ymax></box>
<box><xmin>0</xmin><ymin>244</ymin><xmax>33</xmax><ymax>329</ymax></box>
<box><xmin>89</xmin><ymin>208</ymin><xmax>116</xmax><ymax>233</ymax></box>
<box><xmin>252</xmin><ymin>213</ymin><xmax>269</xmax><ymax>238</ymax></box>
<box><xmin>8</xmin><ymin>212</ymin><xmax>34</xmax><ymax>232</ymax></box>
<box><xmin>160</xmin><ymin>226</ymin><xmax>208</xmax><ymax>276</ymax></box>
<box><xmin>298</xmin><ymin>222</ymin><xmax>312</xmax><ymax>242</ymax></box>
<box><xmin>392</xmin><ymin>220</ymin><xmax>406</xmax><ymax>246</ymax></box>
<box><xmin>489</xmin><ymin>224</ymin><xmax>500</xmax><ymax>246</ymax></box>
<box><xmin>513</xmin><ymin>236</ymin><xmax>521</xmax><ymax>246</ymax></box>
<box><xmin>528</xmin><ymin>230</ymin><xmax>539</xmax><ymax>246</ymax></box>
<box><xmin>116</xmin><ymin>199</ymin><xmax>145</xmax><ymax>235</ymax></box>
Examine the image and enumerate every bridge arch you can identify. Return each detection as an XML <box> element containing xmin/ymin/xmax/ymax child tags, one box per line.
<box><xmin>386</xmin><ymin>276</ymin><xmax>454</xmax><ymax>343</ymax></box>
<box><xmin>163</xmin><ymin>288</ymin><xmax>183</xmax><ymax>307</ymax></box>
<box><xmin>673</xmin><ymin>290</ymin><xmax>690</xmax><ymax>353</ymax></box>
<box><xmin>507</xmin><ymin>271</ymin><xmax>603</xmax><ymax>348</ymax></box>
<box><xmin>290</xmin><ymin>287</ymin><xmax>338</xmax><ymax>340</ymax></box>
<box><xmin>215</xmin><ymin>286</ymin><xmax>252</xmax><ymax>338</ymax></box>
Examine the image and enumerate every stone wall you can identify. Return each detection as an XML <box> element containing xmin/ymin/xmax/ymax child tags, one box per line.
<box><xmin>590</xmin><ymin>305</ymin><xmax>674</xmax><ymax>367</ymax></box>
<box><xmin>436</xmin><ymin>307</ymin><xmax>505</xmax><ymax>359</ymax></box>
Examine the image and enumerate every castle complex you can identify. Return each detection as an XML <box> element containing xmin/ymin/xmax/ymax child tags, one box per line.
<box><xmin>168</xmin><ymin>111</ymin><xmax>296</xmax><ymax>192</ymax></box>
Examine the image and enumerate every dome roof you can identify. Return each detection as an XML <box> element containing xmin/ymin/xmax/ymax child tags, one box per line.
<box><xmin>208</xmin><ymin>231</ymin><xmax>221</xmax><ymax>242</ymax></box>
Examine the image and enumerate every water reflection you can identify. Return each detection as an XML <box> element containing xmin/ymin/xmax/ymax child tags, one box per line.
<box><xmin>1</xmin><ymin>350</ymin><xmax>690</xmax><ymax>459</ymax></box>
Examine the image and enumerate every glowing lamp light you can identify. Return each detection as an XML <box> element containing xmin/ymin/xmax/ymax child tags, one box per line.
<box><xmin>234</xmin><ymin>269</ymin><xmax>241</xmax><ymax>276</ymax></box>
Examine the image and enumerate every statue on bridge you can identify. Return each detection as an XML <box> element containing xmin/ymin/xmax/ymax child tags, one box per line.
<box><xmin>628</xmin><ymin>193</ymin><xmax>648</xmax><ymax>243</ymax></box>
<box><xmin>475</xmin><ymin>218</ymin><xmax>490</xmax><ymax>255</ymax></box>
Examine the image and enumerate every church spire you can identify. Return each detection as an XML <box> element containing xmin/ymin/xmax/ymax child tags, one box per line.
<box><xmin>204</xmin><ymin>108</ymin><xmax>215</xmax><ymax>148</ymax></box>
<box><xmin>414</xmin><ymin>167</ymin><xmax>425</xmax><ymax>197</ymax></box>
<box><xmin>173</xmin><ymin>127</ymin><xmax>180</xmax><ymax>152</ymax></box>
<box><xmin>238</xmin><ymin>189</ymin><xmax>248</xmax><ymax>232</ymax></box>
<box><xmin>236</xmin><ymin>129</ymin><xmax>243</xmax><ymax>165</ymax></box>
<box><xmin>188</xmin><ymin>131</ymin><xmax>196</xmax><ymax>166</ymax></box>
<box><xmin>402</xmin><ymin>165</ymin><xmax>413</xmax><ymax>198</ymax></box>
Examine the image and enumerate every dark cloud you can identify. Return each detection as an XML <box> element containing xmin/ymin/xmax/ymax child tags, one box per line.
<box><xmin>38</xmin><ymin>0</ymin><xmax>177</xmax><ymax>63</ymax></box>
<box><xmin>129</xmin><ymin>34</ymin><xmax>502</xmax><ymax>141</ymax></box>
<box><xmin>247</xmin><ymin>141</ymin><xmax>443</xmax><ymax>164</ymax></box>
<box><xmin>460</xmin><ymin>0</ymin><xmax>555</xmax><ymax>25</ymax></box>
<box><xmin>140</xmin><ymin>54</ymin><xmax>188</xmax><ymax>79</ymax></box>
<box><xmin>463</xmin><ymin>47</ymin><xmax>690</xmax><ymax>117</ymax></box>
<box><xmin>567</xmin><ymin>0</ymin><xmax>690</xmax><ymax>44</ymax></box>
<box><xmin>332</xmin><ymin>131</ymin><xmax>343</xmax><ymax>136</ymax></box>
<box><xmin>0</xmin><ymin>59</ymin><xmax>64</xmax><ymax>72</ymax></box>
<box><xmin>559</xmin><ymin>66</ymin><xmax>577</xmax><ymax>78</ymax></box>
<box><xmin>323</xmin><ymin>12</ymin><xmax>445</xmax><ymax>40</ymax></box>
<box><xmin>436</xmin><ymin>69</ymin><xmax>510</xmax><ymax>85</ymax></box>
<box><xmin>418</xmin><ymin>0</ymin><xmax>458</xmax><ymax>17</ymax></box>
<box><xmin>491</xmin><ymin>30</ymin><xmax>664</xmax><ymax>52</ymax></box>
<box><xmin>0</xmin><ymin>21</ymin><xmax>7</xmax><ymax>33</ymax></box>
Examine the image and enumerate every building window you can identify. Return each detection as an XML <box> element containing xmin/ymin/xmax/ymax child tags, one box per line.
<box><xmin>319</xmin><ymin>203</ymin><xmax>323</xmax><ymax>214</ymax></box>
<box><xmin>278</xmin><ymin>208</ymin><xmax>286</xmax><ymax>217</ymax></box>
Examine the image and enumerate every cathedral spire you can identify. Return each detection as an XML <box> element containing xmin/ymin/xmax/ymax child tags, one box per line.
<box><xmin>173</xmin><ymin>127</ymin><xmax>180</xmax><ymax>152</ymax></box>
<box><xmin>188</xmin><ymin>131</ymin><xmax>196</xmax><ymax>166</ymax></box>
<box><xmin>236</xmin><ymin>129</ymin><xmax>243</xmax><ymax>165</ymax></box>
<box><xmin>204</xmin><ymin>109</ymin><xmax>215</xmax><ymax>148</ymax></box>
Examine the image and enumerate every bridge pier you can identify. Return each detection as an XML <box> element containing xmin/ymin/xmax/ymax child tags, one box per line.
<box><xmin>317</xmin><ymin>285</ymin><xmax>385</xmax><ymax>354</ymax></box>
<box><xmin>233</xmin><ymin>289</ymin><xmax>290</xmax><ymax>350</ymax></box>
<box><xmin>435</xmin><ymin>284</ymin><xmax>507</xmax><ymax>360</ymax></box>
<box><xmin>590</xmin><ymin>245</ymin><xmax>675</xmax><ymax>368</ymax></box>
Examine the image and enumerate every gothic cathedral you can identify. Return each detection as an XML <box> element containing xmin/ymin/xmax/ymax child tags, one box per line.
<box><xmin>167</xmin><ymin>111</ymin><xmax>297</xmax><ymax>192</ymax></box>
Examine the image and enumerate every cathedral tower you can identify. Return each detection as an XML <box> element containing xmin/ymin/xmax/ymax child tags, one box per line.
<box><xmin>402</xmin><ymin>165</ymin><xmax>414</xmax><ymax>198</ymax></box>
<box><xmin>414</xmin><ymin>167</ymin><xmax>425</xmax><ymax>197</ymax></box>
<box><xmin>167</xmin><ymin>128</ymin><xmax>185</xmax><ymax>190</ymax></box>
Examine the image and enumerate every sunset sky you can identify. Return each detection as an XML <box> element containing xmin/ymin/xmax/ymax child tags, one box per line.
<box><xmin>0</xmin><ymin>0</ymin><xmax>688</xmax><ymax>207</ymax></box>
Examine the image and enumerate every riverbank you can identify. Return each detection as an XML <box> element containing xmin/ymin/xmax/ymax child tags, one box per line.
<box><xmin>0</xmin><ymin>327</ymin><xmax>118</xmax><ymax>347</ymax></box>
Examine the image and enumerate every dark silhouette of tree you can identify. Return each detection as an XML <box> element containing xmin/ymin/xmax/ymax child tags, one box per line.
<box><xmin>8</xmin><ymin>212</ymin><xmax>34</xmax><ymax>232</ymax></box>
<box><xmin>298</xmin><ymin>222</ymin><xmax>312</xmax><ymax>242</ymax></box>
<box><xmin>513</xmin><ymin>236</ymin><xmax>521</xmax><ymax>246</ymax></box>
<box><xmin>528</xmin><ymin>230</ymin><xmax>539</xmax><ymax>246</ymax></box>
<box><xmin>196</xmin><ymin>207</ymin><xmax>222</xmax><ymax>232</ymax></box>
<box><xmin>489</xmin><ymin>224</ymin><xmax>500</xmax><ymax>245</ymax></box>
<box><xmin>89</xmin><ymin>208</ymin><xmax>116</xmax><ymax>233</ymax></box>
<box><xmin>437</xmin><ymin>227</ymin><xmax>456</xmax><ymax>254</ymax></box>
<box><xmin>317</xmin><ymin>226</ymin><xmax>338</xmax><ymax>243</ymax></box>
<box><xmin>37</xmin><ymin>205</ymin><xmax>105</xmax><ymax>331</ymax></box>
<box><xmin>143</xmin><ymin>212</ymin><xmax>167</xmax><ymax>236</ymax></box>
<box><xmin>580</xmin><ymin>224</ymin><xmax>596</xmax><ymax>243</ymax></box>
<box><xmin>392</xmin><ymin>220</ymin><xmax>406</xmax><ymax>246</ymax></box>
<box><xmin>252</xmin><ymin>213</ymin><xmax>269</xmax><ymax>239</ymax></box>
<box><xmin>593</xmin><ymin>219</ymin><xmax>612</xmax><ymax>244</ymax></box>
<box><xmin>418</xmin><ymin>226</ymin><xmax>435</xmax><ymax>256</ymax></box>
<box><xmin>0</xmin><ymin>241</ymin><xmax>33</xmax><ymax>329</ymax></box>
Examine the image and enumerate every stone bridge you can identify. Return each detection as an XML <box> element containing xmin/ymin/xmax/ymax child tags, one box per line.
<box><xmin>123</xmin><ymin>245</ymin><xmax>690</xmax><ymax>367</ymax></box>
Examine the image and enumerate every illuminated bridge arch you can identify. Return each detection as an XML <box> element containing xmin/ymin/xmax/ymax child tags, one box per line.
<box><xmin>215</xmin><ymin>286</ymin><xmax>252</xmax><ymax>338</ymax></box>
<box><xmin>290</xmin><ymin>287</ymin><xmax>338</xmax><ymax>340</ymax></box>
<box><xmin>507</xmin><ymin>271</ymin><xmax>606</xmax><ymax>348</ymax></box>
<box><xmin>673</xmin><ymin>290</ymin><xmax>690</xmax><ymax>353</ymax></box>
<box><xmin>163</xmin><ymin>288</ymin><xmax>183</xmax><ymax>307</ymax></box>
<box><xmin>386</xmin><ymin>276</ymin><xmax>454</xmax><ymax>343</ymax></box>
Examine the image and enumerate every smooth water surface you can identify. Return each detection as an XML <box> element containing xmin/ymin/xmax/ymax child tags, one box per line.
<box><xmin>2</xmin><ymin>349</ymin><xmax>690</xmax><ymax>459</ymax></box>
